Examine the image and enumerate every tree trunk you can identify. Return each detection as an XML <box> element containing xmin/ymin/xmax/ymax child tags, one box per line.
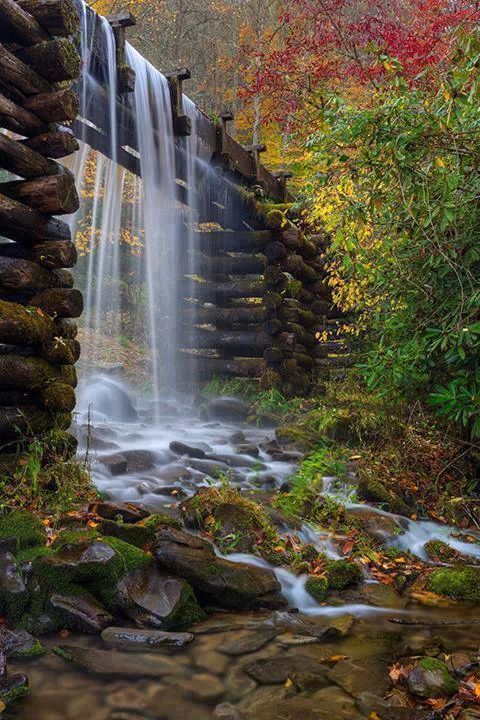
<box><xmin>21</xmin><ymin>126</ymin><xmax>79</xmax><ymax>159</ymax></box>
<box><xmin>0</xmin><ymin>193</ymin><xmax>71</xmax><ymax>244</ymax></box>
<box><xmin>0</xmin><ymin>174</ymin><xmax>79</xmax><ymax>215</ymax></box>
<box><xmin>23</xmin><ymin>88</ymin><xmax>79</xmax><ymax>123</ymax></box>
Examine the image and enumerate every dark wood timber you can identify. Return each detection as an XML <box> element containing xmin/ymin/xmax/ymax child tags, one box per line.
<box><xmin>0</xmin><ymin>298</ymin><xmax>55</xmax><ymax>345</ymax></box>
<box><xmin>0</xmin><ymin>43</ymin><xmax>50</xmax><ymax>96</ymax></box>
<box><xmin>29</xmin><ymin>287</ymin><xmax>83</xmax><ymax>318</ymax></box>
<box><xmin>0</xmin><ymin>257</ymin><xmax>70</xmax><ymax>292</ymax></box>
<box><xmin>0</xmin><ymin>0</ymin><xmax>49</xmax><ymax>45</ymax></box>
<box><xmin>192</xmin><ymin>230</ymin><xmax>273</xmax><ymax>254</ymax></box>
<box><xmin>0</xmin><ymin>132</ymin><xmax>59</xmax><ymax>178</ymax></box>
<box><xmin>0</xmin><ymin>92</ymin><xmax>47</xmax><ymax>136</ymax></box>
<box><xmin>17</xmin><ymin>0</ymin><xmax>80</xmax><ymax>36</ymax></box>
<box><xmin>21</xmin><ymin>126</ymin><xmax>79</xmax><ymax>159</ymax></box>
<box><xmin>0</xmin><ymin>354</ymin><xmax>76</xmax><ymax>390</ymax></box>
<box><xmin>0</xmin><ymin>193</ymin><xmax>71</xmax><ymax>245</ymax></box>
<box><xmin>23</xmin><ymin>88</ymin><xmax>79</xmax><ymax>123</ymax></box>
<box><xmin>0</xmin><ymin>239</ymin><xmax>77</xmax><ymax>269</ymax></box>
<box><xmin>181</xmin><ymin>279</ymin><xmax>264</xmax><ymax>302</ymax></box>
<box><xmin>181</xmin><ymin>305</ymin><xmax>265</xmax><ymax>327</ymax></box>
<box><xmin>16</xmin><ymin>38</ymin><xmax>81</xmax><ymax>82</ymax></box>
<box><xmin>0</xmin><ymin>174</ymin><xmax>79</xmax><ymax>215</ymax></box>
<box><xmin>178</xmin><ymin>355</ymin><xmax>262</xmax><ymax>378</ymax></box>
<box><xmin>180</xmin><ymin>329</ymin><xmax>271</xmax><ymax>356</ymax></box>
<box><xmin>0</xmin><ymin>407</ymin><xmax>70</xmax><ymax>441</ymax></box>
<box><xmin>185</xmin><ymin>253</ymin><xmax>266</xmax><ymax>277</ymax></box>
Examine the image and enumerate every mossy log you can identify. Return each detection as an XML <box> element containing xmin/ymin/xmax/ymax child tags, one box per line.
<box><xmin>29</xmin><ymin>287</ymin><xmax>83</xmax><ymax>317</ymax></box>
<box><xmin>181</xmin><ymin>304</ymin><xmax>265</xmax><ymax>327</ymax></box>
<box><xmin>16</xmin><ymin>38</ymin><xmax>81</xmax><ymax>83</ymax></box>
<box><xmin>293</xmin><ymin>352</ymin><xmax>314</xmax><ymax>370</ymax></box>
<box><xmin>264</xmin><ymin>241</ymin><xmax>287</xmax><ymax>262</ymax></box>
<box><xmin>180</xmin><ymin>328</ymin><xmax>270</xmax><ymax>356</ymax></box>
<box><xmin>0</xmin><ymin>354</ymin><xmax>76</xmax><ymax>391</ymax></box>
<box><xmin>21</xmin><ymin>127</ymin><xmax>79</xmax><ymax>159</ymax></box>
<box><xmin>0</xmin><ymin>193</ymin><xmax>71</xmax><ymax>245</ymax></box>
<box><xmin>303</xmin><ymin>279</ymin><xmax>332</xmax><ymax>299</ymax></box>
<box><xmin>264</xmin><ymin>292</ymin><xmax>283</xmax><ymax>312</ymax></box>
<box><xmin>264</xmin><ymin>265</ymin><xmax>288</xmax><ymax>290</ymax></box>
<box><xmin>0</xmin><ymin>0</ymin><xmax>49</xmax><ymax>46</ymax></box>
<box><xmin>0</xmin><ymin>256</ymin><xmax>62</xmax><ymax>292</ymax></box>
<box><xmin>53</xmin><ymin>318</ymin><xmax>77</xmax><ymax>339</ymax></box>
<box><xmin>0</xmin><ymin>132</ymin><xmax>59</xmax><ymax>179</ymax></box>
<box><xmin>0</xmin><ymin>174</ymin><xmax>79</xmax><ymax>215</ymax></box>
<box><xmin>0</xmin><ymin>298</ymin><xmax>55</xmax><ymax>344</ymax></box>
<box><xmin>191</xmin><ymin>230</ymin><xmax>272</xmax><ymax>254</ymax></box>
<box><xmin>39</xmin><ymin>381</ymin><xmax>75</xmax><ymax>412</ymax></box>
<box><xmin>280</xmin><ymin>228</ymin><xmax>317</xmax><ymax>259</ymax></box>
<box><xmin>41</xmin><ymin>338</ymin><xmax>80</xmax><ymax>365</ymax></box>
<box><xmin>181</xmin><ymin>279</ymin><xmax>263</xmax><ymax>302</ymax></box>
<box><xmin>0</xmin><ymin>406</ymin><xmax>70</xmax><ymax>441</ymax></box>
<box><xmin>285</xmin><ymin>322</ymin><xmax>315</xmax><ymax>348</ymax></box>
<box><xmin>282</xmin><ymin>254</ymin><xmax>319</xmax><ymax>283</ymax></box>
<box><xmin>263</xmin><ymin>346</ymin><xmax>284</xmax><ymax>364</ymax></box>
<box><xmin>179</xmin><ymin>354</ymin><xmax>261</xmax><ymax>378</ymax></box>
<box><xmin>189</xmin><ymin>253</ymin><xmax>266</xmax><ymax>277</ymax></box>
<box><xmin>17</xmin><ymin>0</ymin><xmax>80</xmax><ymax>37</ymax></box>
<box><xmin>0</xmin><ymin>239</ymin><xmax>77</xmax><ymax>269</ymax></box>
<box><xmin>0</xmin><ymin>91</ymin><xmax>47</xmax><ymax>136</ymax></box>
<box><xmin>23</xmin><ymin>88</ymin><xmax>79</xmax><ymax>123</ymax></box>
<box><xmin>0</xmin><ymin>43</ymin><xmax>50</xmax><ymax>96</ymax></box>
<box><xmin>263</xmin><ymin>318</ymin><xmax>284</xmax><ymax>336</ymax></box>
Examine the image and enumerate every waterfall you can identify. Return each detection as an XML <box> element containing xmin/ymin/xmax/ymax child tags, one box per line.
<box><xmin>69</xmin><ymin>3</ymin><xmax>205</xmax><ymax>412</ymax></box>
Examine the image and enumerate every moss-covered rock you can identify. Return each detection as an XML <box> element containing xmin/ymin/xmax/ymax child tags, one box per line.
<box><xmin>305</xmin><ymin>576</ymin><xmax>328</xmax><ymax>603</ymax></box>
<box><xmin>407</xmin><ymin>657</ymin><xmax>458</xmax><ymax>698</ymax></box>
<box><xmin>0</xmin><ymin>674</ymin><xmax>29</xmax><ymax>706</ymax></box>
<box><xmin>428</xmin><ymin>566</ymin><xmax>480</xmax><ymax>602</ymax></box>
<box><xmin>0</xmin><ymin>510</ymin><xmax>45</xmax><ymax>552</ymax></box>
<box><xmin>99</xmin><ymin>514</ymin><xmax>182</xmax><ymax>550</ymax></box>
<box><xmin>326</xmin><ymin>560</ymin><xmax>362</xmax><ymax>591</ymax></box>
<box><xmin>424</xmin><ymin>540</ymin><xmax>462</xmax><ymax>564</ymax></box>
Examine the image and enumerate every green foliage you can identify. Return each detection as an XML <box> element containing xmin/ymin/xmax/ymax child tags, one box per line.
<box><xmin>0</xmin><ymin>510</ymin><xmax>45</xmax><ymax>552</ymax></box>
<box><xmin>305</xmin><ymin>576</ymin><xmax>328</xmax><ymax>602</ymax></box>
<box><xmin>308</xmin><ymin>34</ymin><xmax>480</xmax><ymax>438</ymax></box>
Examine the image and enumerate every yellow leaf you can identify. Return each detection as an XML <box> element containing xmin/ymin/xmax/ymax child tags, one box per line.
<box><xmin>435</xmin><ymin>157</ymin><xmax>446</xmax><ymax>168</ymax></box>
<box><xmin>474</xmin><ymin>681</ymin><xmax>480</xmax><ymax>697</ymax></box>
<box><xmin>369</xmin><ymin>713</ymin><xmax>381</xmax><ymax>720</ymax></box>
<box><xmin>0</xmin><ymin>700</ymin><xmax>5</xmax><ymax>713</ymax></box>
<box><xmin>284</xmin><ymin>677</ymin><xmax>294</xmax><ymax>688</ymax></box>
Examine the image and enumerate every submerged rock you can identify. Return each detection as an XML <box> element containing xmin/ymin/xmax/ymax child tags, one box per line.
<box><xmin>218</xmin><ymin>628</ymin><xmax>278</xmax><ymax>656</ymax></box>
<box><xmin>121</xmin><ymin>450</ymin><xmax>157</xmax><ymax>472</ymax></box>
<box><xmin>0</xmin><ymin>551</ymin><xmax>28</xmax><ymax>623</ymax></box>
<box><xmin>214</xmin><ymin>703</ymin><xmax>245</xmax><ymax>720</ymax></box>
<box><xmin>154</xmin><ymin>527</ymin><xmax>286</xmax><ymax>610</ymax></box>
<box><xmin>328</xmin><ymin>658</ymin><xmax>389</xmax><ymax>697</ymax></box>
<box><xmin>47</xmin><ymin>592</ymin><xmax>112</xmax><ymax>634</ymax></box>
<box><xmin>243</xmin><ymin>655</ymin><xmax>329</xmax><ymax>685</ymax></box>
<box><xmin>97</xmin><ymin>453</ymin><xmax>128</xmax><ymax>475</ymax></box>
<box><xmin>0</xmin><ymin>673</ymin><xmax>29</xmax><ymax>705</ymax></box>
<box><xmin>101</xmin><ymin>626</ymin><xmax>194</xmax><ymax>648</ymax></box>
<box><xmin>115</xmin><ymin>564</ymin><xmax>205</xmax><ymax>630</ymax></box>
<box><xmin>52</xmin><ymin>645</ymin><xmax>182</xmax><ymax>677</ymax></box>
<box><xmin>407</xmin><ymin>657</ymin><xmax>459</xmax><ymax>698</ymax></box>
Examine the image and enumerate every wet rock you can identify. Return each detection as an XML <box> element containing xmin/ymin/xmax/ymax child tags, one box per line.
<box><xmin>328</xmin><ymin>658</ymin><xmax>389</xmax><ymax>697</ymax></box>
<box><xmin>407</xmin><ymin>657</ymin><xmax>459</xmax><ymax>698</ymax></box>
<box><xmin>151</xmin><ymin>400</ymin><xmax>179</xmax><ymax>417</ymax></box>
<box><xmin>88</xmin><ymin>501</ymin><xmax>149</xmax><ymax>523</ymax></box>
<box><xmin>86</xmin><ymin>434</ymin><xmax>120</xmax><ymax>452</ymax></box>
<box><xmin>101</xmin><ymin>626</ymin><xmax>194</xmax><ymax>648</ymax></box>
<box><xmin>243</xmin><ymin>655</ymin><xmax>329</xmax><ymax>685</ymax></box>
<box><xmin>41</xmin><ymin>540</ymin><xmax>116</xmax><ymax>572</ymax></box>
<box><xmin>214</xmin><ymin>703</ymin><xmax>244</xmax><ymax>720</ymax></box>
<box><xmin>99</xmin><ymin>519</ymin><xmax>152</xmax><ymax>549</ymax></box>
<box><xmin>154</xmin><ymin>485</ymin><xmax>188</xmax><ymax>498</ymax></box>
<box><xmin>145</xmin><ymin>686</ymin><xmax>210</xmax><ymax>720</ymax></box>
<box><xmin>276</xmin><ymin>633</ymin><xmax>320</xmax><ymax>646</ymax></box>
<box><xmin>327</xmin><ymin>560</ymin><xmax>363</xmax><ymax>590</ymax></box>
<box><xmin>229</xmin><ymin>432</ymin><xmax>246</xmax><ymax>444</ymax></box>
<box><xmin>47</xmin><ymin>593</ymin><xmax>113</xmax><ymax>634</ymax></box>
<box><xmin>152</xmin><ymin>464</ymin><xmax>192</xmax><ymax>483</ymax></box>
<box><xmin>204</xmin><ymin>397</ymin><xmax>250</xmax><ymax>422</ymax></box>
<box><xmin>0</xmin><ymin>672</ymin><xmax>29</xmax><ymax>705</ymax></box>
<box><xmin>185</xmin><ymin>458</ymin><xmax>232</xmax><ymax>478</ymax></box>
<box><xmin>0</xmin><ymin>551</ymin><xmax>28</xmax><ymax>623</ymax></box>
<box><xmin>20</xmin><ymin>612</ymin><xmax>56</xmax><ymax>636</ymax></box>
<box><xmin>219</xmin><ymin>628</ymin><xmax>278</xmax><ymax>656</ymax></box>
<box><xmin>52</xmin><ymin>645</ymin><xmax>183</xmax><ymax>677</ymax></box>
<box><xmin>235</xmin><ymin>444</ymin><xmax>259</xmax><ymax>458</ymax></box>
<box><xmin>121</xmin><ymin>450</ymin><xmax>157</xmax><ymax>473</ymax></box>
<box><xmin>0</xmin><ymin>628</ymin><xmax>43</xmax><ymax>657</ymax></box>
<box><xmin>446</xmin><ymin>651</ymin><xmax>471</xmax><ymax>675</ymax></box>
<box><xmin>346</xmin><ymin>507</ymin><xmax>404</xmax><ymax>541</ymax></box>
<box><xmin>242</xmin><ymin>686</ymin><xmax>356</xmax><ymax>720</ymax></box>
<box><xmin>169</xmin><ymin>441</ymin><xmax>206</xmax><ymax>459</ymax></box>
<box><xmin>115</xmin><ymin>564</ymin><xmax>205</xmax><ymax>630</ymax></box>
<box><xmin>207</xmin><ymin>453</ymin><xmax>264</xmax><ymax>470</ymax></box>
<box><xmin>98</xmin><ymin>453</ymin><xmax>128</xmax><ymax>475</ymax></box>
<box><xmin>179</xmin><ymin>672</ymin><xmax>224</xmax><ymax>702</ymax></box>
<box><xmin>154</xmin><ymin>527</ymin><xmax>286</xmax><ymax>610</ymax></box>
<box><xmin>356</xmin><ymin>691</ymin><xmax>412</xmax><ymax>720</ymax></box>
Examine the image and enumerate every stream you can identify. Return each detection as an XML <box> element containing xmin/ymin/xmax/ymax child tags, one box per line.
<box><xmin>5</xmin><ymin>375</ymin><xmax>480</xmax><ymax>720</ymax></box>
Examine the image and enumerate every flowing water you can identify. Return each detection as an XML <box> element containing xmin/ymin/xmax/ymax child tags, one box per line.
<box><xmin>8</xmin><ymin>5</ymin><xmax>480</xmax><ymax>718</ymax></box>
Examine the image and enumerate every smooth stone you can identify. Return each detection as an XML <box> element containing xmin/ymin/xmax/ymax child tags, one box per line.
<box><xmin>204</xmin><ymin>397</ymin><xmax>250</xmax><ymax>422</ymax></box>
<box><xmin>177</xmin><ymin>672</ymin><xmax>224</xmax><ymax>702</ymax></box>
<box><xmin>53</xmin><ymin>645</ymin><xmax>184</xmax><ymax>677</ymax></box>
<box><xmin>214</xmin><ymin>703</ymin><xmax>245</xmax><ymax>720</ymax></box>
<box><xmin>152</xmin><ymin>464</ymin><xmax>192</xmax><ymax>483</ymax></box>
<box><xmin>219</xmin><ymin>628</ymin><xmax>278</xmax><ymax>656</ymax></box>
<box><xmin>242</xmin><ymin>686</ymin><xmax>358</xmax><ymax>720</ymax></box>
<box><xmin>101</xmin><ymin>626</ymin><xmax>194</xmax><ymax>648</ymax></box>
<box><xmin>207</xmin><ymin>453</ymin><xmax>264</xmax><ymax>470</ymax></box>
<box><xmin>407</xmin><ymin>662</ymin><xmax>458</xmax><ymax>698</ymax></box>
<box><xmin>153</xmin><ymin>485</ymin><xmax>188</xmax><ymax>498</ymax></box>
<box><xmin>328</xmin><ymin>658</ymin><xmax>389</xmax><ymax>697</ymax></box>
<box><xmin>121</xmin><ymin>450</ymin><xmax>157</xmax><ymax>472</ymax></box>
<box><xmin>41</xmin><ymin>540</ymin><xmax>115</xmax><ymax>571</ymax></box>
<box><xmin>229</xmin><ymin>432</ymin><xmax>246</xmax><ymax>444</ymax></box>
<box><xmin>145</xmin><ymin>686</ymin><xmax>210</xmax><ymax>720</ymax></box>
<box><xmin>106</xmin><ymin>684</ymin><xmax>146</xmax><ymax>711</ymax></box>
<box><xmin>154</xmin><ymin>527</ymin><xmax>286</xmax><ymax>610</ymax></box>
<box><xmin>0</xmin><ymin>550</ymin><xmax>27</xmax><ymax>615</ymax></box>
<box><xmin>97</xmin><ymin>453</ymin><xmax>128</xmax><ymax>475</ymax></box>
<box><xmin>235</xmin><ymin>445</ymin><xmax>259</xmax><ymax>457</ymax></box>
<box><xmin>0</xmin><ymin>627</ymin><xmax>42</xmax><ymax>657</ymax></box>
<box><xmin>169</xmin><ymin>441</ymin><xmax>206</xmax><ymax>459</ymax></box>
<box><xmin>276</xmin><ymin>633</ymin><xmax>321</xmax><ymax>647</ymax></box>
<box><xmin>356</xmin><ymin>691</ymin><xmax>412</xmax><ymax>720</ymax></box>
<box><xmin>446</xmin><ymin>651</ymin><xmax>471</xmax><ymax>675</ymax></box>
<box><xmin>88</xmin><ymin>501</ymin><xmax>149</xmax><ymax>523</ymax></box>
<box><xmin>47</xmin><ymin>593</ymin><xmax>113</xmax><ymax>634</ymax></box>
<box><xmin>115</xmin><ymin>564</ymin><xmax>204</xmax><ymax>630</ymax></box>
<box><xmin>243</xmin><ymin>655</ymin><xmax>329</xmax><ymax>685</ymax></box>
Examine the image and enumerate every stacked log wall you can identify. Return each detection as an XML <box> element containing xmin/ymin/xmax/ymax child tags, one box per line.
<box><xmin>0</xmin><ymin>0</ymin><xmax>82</xmax><ymax>452</ymax></box>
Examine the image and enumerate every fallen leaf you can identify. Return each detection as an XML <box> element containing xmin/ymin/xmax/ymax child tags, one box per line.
<box><xmin>59</xmin><ymin>629</ymin><xmax>70</xmax><ymax>639</ymax></box>
<box><xmin>0</xmin><ymin>700</ymin><xmax>5</xmax><ymax>713</ymax></box>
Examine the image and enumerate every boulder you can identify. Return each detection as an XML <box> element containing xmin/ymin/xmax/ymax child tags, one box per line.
<box><xmin>97</xmin><ymin>453</ymin><xmax>128</xmax><ymax>475</ymax></box>
<box><xmin>40</xmin><ymin>540</ymin><xmax>116</xmax><ymax>572</ymax></box>
<box><xmin>101</xmin><ymin>626</ymin><xmax>194</xmax><ymax>648</ymax></box>
<box><xmin>407</xmin><ymin>658</ymin><xmax>459</xmax><ymax>698</ymax></box>
<box><xmin>47</xmin><ymin>593</ymin><xmax>113</xmax><ymax>634</ymax></box>
<box><xmin>121</xmin><ymin>450</ymin><xmax>157</xmax><ymax>472</ymax></box>
<box><xmin>0</xmin><ymin>628</ymin><xmax>43</xmax><ymax>658</ymax></box>
<box><xmin>115</xmin><ymin>564</ymin><xmax>205</xmax><ymax>630</ymax></box>
<box><xmin>243</xmin><ymin>655</ymin><xmax>329</xmax><ymax>685</ymax></box>
<box><xmin>169</xmin><ymin>441</ymin><xmax>206</xmax><ymax>459</ymax></box>
<box><xmin>346</xmin><ymin>508</ymin><xmax>404</xmax><ymax>541</ymax></box>
<box><xmin>328</xmin><ymin>658</ymin><xmax>389</xmax><ymax>697</ymax></box>
<box><xmin>0</xmin><ymin>551</ymin><xmax>28</xmax><ymax>623</ymax></box>
<box><xmin>88</xmin><ymin>501</ymin><xmax>149</xmax><ymax>523</ymax></box>
<box><xmin>154</xmin><ymin>527</ymin><xmax>286</xmax><ymax>610</ymax></box>
<box><xmin>204</xmin><ymin>397</ymin><xmax>250</xmax><ymax>422</ymax></box>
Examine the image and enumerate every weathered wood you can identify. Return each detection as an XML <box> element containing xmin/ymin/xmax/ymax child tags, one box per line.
<box><xmin>0</xmin><ymin>174</ymin><xmax>79</xmax><ymax>215</ymax></box>
<box><xmin>0</xmin><ymin>406</ymin><xmax>70</xmax><ymax>441</ymax></box>
<box><xmin>0</xmin><ymin>193</ymin><xmax>71</xmax><ymax>244</ymax></box>
<box><xmin>0</xmin><ymin>354</ymin><xmax>76</xmax><ymax>390</ymax></box>
<box><xmin>54</xmin><ymin>317</ymin><xmax>77</xmax><ymax>338</ymax></box>
<box><xmin>180</xmin><ymin>329</ymin><xmax>270</xmax><ymax>356</ymax></box>
<box><xmin>0</xmin><ymin>0</ymin><xmax>49</xmax><ymax>45</ymax></box>
<box><xmin>178</xmin><ymin>354</ymin><xmax>261</xmax><ymax>378</ymax></box>
<box><xmin>181</xmin><ymin>279</ymin><xmax>264</xmax><ymax>302</ymax></box>
<box><xmin>39</xmin><ymin>381</ymin><xmax>76</xmax><ymax>412</ymax></box>
<box><xmin>264</xmin><ymin>265</ymin><xmax>288</xmax><ymax>290</ymax></box>
<box><xmin>16</xmin><ymin>38</ymin><xmax>81</xmax><ymax>82</ymax></box>
<box><xmin>0</xmin><ymin>132</ymin><xmax>59</xmax><ymax>178</ymax></box>
<box><xmin>285</xmin><ymin>322</ymin><xmax>315</xmax><ymax>348</ymax></box>
<box><xmin>264</xmin><ymin>292</ymin><xmax>283</xmax><ymax>311</ymax></box>
<box><xmin>21</xmin><ymin>126</ymin><xmax>79</xmax><ymax>159</ymax></box>
<box><xmin>282</xmin><ymin>254</ymin><xmax>319</xmax><ymax>283</ymax></box>
<box><xmin>294</xmin><ymin>351</ymin><xmax>314</xmax><ymax>370</ymax></box>
<box><xmin>264</xmin><ymin>241</ymin><xmax>288</xmax><ymax>263</ymax></box>
<box><xmin>41</xmin><ymin>338</ymin><xmax>80</xmax><ymax>365</ymax></box>
<box><xmin>263</xmin><ymin>346</ymin><xmax>284</xmax><ymax>364</ymax></box>
<box><xmin>191</xmin><ymin>230</ymin><xmax>273</xmax><ymax>254</ymax></box>
<box><xmin>0</xmin><ymin>298</ymin><xmax>55</xmax><ymax>345</ymax></box>
<box><xmin>303</xmin><ymin>279</ymin><xmax>331</xmax><ymax>299</ymax></box>
<box><xmin>29</xmin><ymin>287</ymin><xmax>83</xmax><ymax>317</ymax></box>
<box><xmin>187</xmin><ymin>253</ymin><xmax>265</xmax><ymax>277</ymax></box>
<box><xmin>17</xmin><ymin>0</ymin><xmax>80</xmax><ymax>37</ymax></box>
<box><xmin>0</xmin><ymin>256</ymin><xmax>68</xmax><ymax>292</ymax></box>
<box><xmin>0</xmin><ymin>91</ymin><xmax>47</xmax><ymax>136</ymax></box>
<box><xmin>263</xmin><ymin>318</ymin><xmax>284</xmax><ymax>336</ymax></box>
<box><xmin>23</xmin><ymin>88</ymin><xmax>79</xmax><ymax>123</ymax></box>
<box><xmin>280</xmin><ymin>228</ymin><xmax>317</xmax><ymax>259</ymax></box>
<box><xmin>181</xmin><ymin>304</ymin><xmax>265</xmax><ymax>327</ymax></box>
<box><xmin>0</xmin><ymin>239</ymin><xmax>77</xmax><ymax>269</ymax></box>
<box><xmin>0</xmin><ymin>43</ymin><xmax>50</xmax><ymax>96</ymax></box>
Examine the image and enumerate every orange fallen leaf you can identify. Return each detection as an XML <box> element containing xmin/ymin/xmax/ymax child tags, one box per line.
<box><xmin>87</xmin><ymin>521</ymin><xmax>99</xmax><ymax>528</ymax></box>
<box><xmin>58</xmin><ymin>629</ymin><xmax>70</xmax><ymax>638</ymax></box>
<box><xmin>328</xmin><ymin>655</ymin><xmax>348</xmax><ymax>663</ymax></box>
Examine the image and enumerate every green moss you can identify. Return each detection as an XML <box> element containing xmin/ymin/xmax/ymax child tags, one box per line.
<box><xmin>51</xmin><ymin>528</ymin><xmax>99</xmax><ymax>549</ymax></box>
<box><xmin>326</xmin><ymin>560</ymin><xmax>362</xmax><ymax>590</ymax></box>
<box><xmin>305</xmin><ymin>576</ymin><xmax>329</xmax><ymax>602</ymax></box>
<box><xmin>164</xmin><ymin>584</ymin><xmax>206</xmax><ymax>629</ymax></box>
<box><xmin>11</xmin><ymin>638</ymin><xmax>45</xmax><ymax>658</ymax></box>
<box><xmin>15</xmin><ymin>545</ymin><xmax>52</xmax><ymax>564</ymax></box>
<box><xmin>418</xmin><ymin>657</ymin><xmax>459</xmax><ymax>695</ymax></box>
<box><xmin>0</xmin><ymin>680</ymin><xmax>29</xmax><ymax>705</ymax></box>
<box><xmin>0</xmin><ymin>510</ymin><xmax>45</xmax><ymax>552</ymax></box>
<box><xmin>428</xmin><ymin>566</ymin><xmax>480</xmax><ymax>602</ymax></box>
<box><xmin>141</xmin><ymin>514</ymin><xmax>182</xmax><ymax>532</ymax></box>
<box><xmin>424</xmin><ymin>540</ymin><xmax>460</xmax><ymax>563</ymax></box>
